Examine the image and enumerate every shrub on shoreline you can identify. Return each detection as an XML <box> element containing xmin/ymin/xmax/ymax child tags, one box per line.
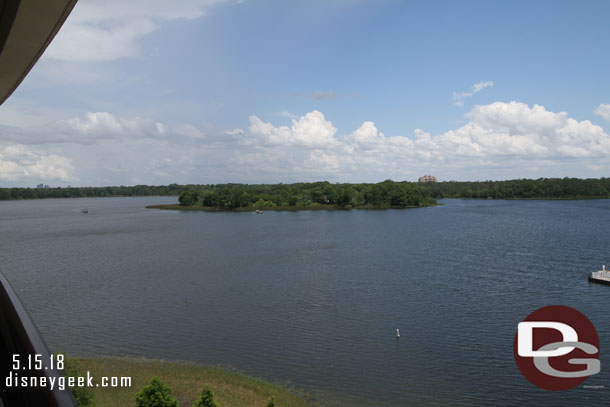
<box><xmin>135</xmin><ymin>377</ymin><xmax>178</xmax><ymax>407</ymax></box>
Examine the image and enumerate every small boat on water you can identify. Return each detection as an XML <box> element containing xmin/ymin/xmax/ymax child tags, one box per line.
<box><xmin>255</xmin><ymin>209</ymin><xmax>263</xmax><ymax>214</ymax></box>
<box><xmin>589</xmin><ymin>265</ymin><xmax>610</xmax><ymax>285</ymax></box>
<box><xmin>82</xmin><ymin>209</ymin><xmax>88</xmax><ymax>214</ymax></box>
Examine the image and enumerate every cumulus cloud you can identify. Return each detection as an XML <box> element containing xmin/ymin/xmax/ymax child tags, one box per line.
<box><xmin>383</xmin><ymin>102</ymin><xmax>610</xmax><ymax>162</ymax></box>
<box><xmin>455</xmin><ymin>102</ymin><xmax>610</xmax><ymax>158</ymax></box>
<box><xmin>594</xmin><ymin>104</ymin><xmax>610</xmax><ymax>121</ymax></box>
<box><xmin>232</xmin><ymin>102</ymin><xmax>610</xmax><ymax>180</ymax></box>
<box><xmin>344</xmin><ymin>121</ymin><xmax>386</xmax><ymax>149</ymax></box>
<box><xmin>247</xmin><ymin>110</ymin><xmax>338</xmax><ymax>147</ymax></box>
<box><xmin>0</xmin><ymin>145</ymin><xmax>76</xmax><ymax>182</ymax></box>
<box><xmin>45</xmin><ymin>0</ymin><xmax>238</xmax><ymax>61</ymax></box>
<box><xmin>453</xmin><ymin>81</ymin><xmax>494</xmax><ymax>106</ymax></box>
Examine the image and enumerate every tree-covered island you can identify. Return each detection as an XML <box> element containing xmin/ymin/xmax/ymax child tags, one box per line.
<box><xmin>170</xmin><ymin>180</ymin><xmax>437</xmax><ymax>210</ymax></box>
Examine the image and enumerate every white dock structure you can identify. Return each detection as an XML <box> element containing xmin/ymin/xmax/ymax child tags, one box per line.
<box><xmin>589</xmin><ymin>265</ymin><xmax>610</xmax><ymax>285</ymax></box>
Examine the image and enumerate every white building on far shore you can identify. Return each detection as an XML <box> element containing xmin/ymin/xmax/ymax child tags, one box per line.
<box><xmin>418</xmin><ymin>174</ymin><xmax>437</xmax><ymax>183</ymax></box>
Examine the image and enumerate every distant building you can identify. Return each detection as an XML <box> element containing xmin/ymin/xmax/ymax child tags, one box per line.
<box><xmin>418</xmin><ymin>174</ymin><xmax>437</xmax><ymax>183</ymax></box>
<box><xmin>37</xmin><ymin>183</ymin><xmax>43</xmax><ymax>188</ymax></box>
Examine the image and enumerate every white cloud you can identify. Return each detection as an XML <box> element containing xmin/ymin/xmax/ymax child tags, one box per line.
<box><xmin>58</xmin><ymin>112</ymin><xmax>169</xmax><ymax>142</ymax></box>
<box><xmin>457</xmin><ymin>102</ymin><xmax>610</xmax><ymax>158</ymax></box>
<box><xmin>0</xmin><ymin>112</ymin><xmax>194</xmax><ymax>147</ymax></box>
<box><xmin>345</xmin><ymin>121</ymin><xmax>386</xmax><ymax>148</ymax></box>
<box><xmin>594</xmin><ymin>104</ymin><xmax>610</xmax><ymax>121</ymax></box>
<box><xmin>453</xmin><ymin>81</ymin><xmax>494</xmax><ymax>106</ymax></box>
<box><xmin>0</xmin><ymin>145</ymin><xmax>76</xmax><ymax>182</ymax></box>
<box><xmin>248</xmin><ymin>110</ymin><xmax>338</xmax><ymax>147</ymax></box>
<box><xmin>233</xmin><ymin>102</ymin><xmax>610</xmax><ymax>180</ymax></box>
<box><xmin>45</xmin><ymin>0</ymin><xmax>238</xmax><ymax>61</ymax></box>
<box><xmin>392</xmin><ymin>102</ymin><xmax>610</xmax><ymax>164</ymax></box>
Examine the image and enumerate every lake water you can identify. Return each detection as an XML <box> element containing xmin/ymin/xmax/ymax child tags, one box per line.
<box><xmin>1</xmin><ymin>197</ymin><xmax>609</xmax><ymax>406</ymax></box>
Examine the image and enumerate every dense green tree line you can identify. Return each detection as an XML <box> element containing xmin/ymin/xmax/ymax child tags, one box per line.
<box><xmin>418</xmin><ymin>178</ymin><xmax>610</xmax><ymax>199</ymax></box>
<box><xmin>0</xmin><ymin>184</ymin><xmax>190</xmax><ymax>200</ymax></box>
<box><xmin>178</xmin><ymin>180</ymin><xmax>436</xmax><ymax>209</ymax></box>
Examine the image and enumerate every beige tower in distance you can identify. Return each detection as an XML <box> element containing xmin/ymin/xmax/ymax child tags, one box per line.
<box><xmin>418</xmin><ymin>174</ymin><xmax>437</xmax><ymax>183</ymax></box>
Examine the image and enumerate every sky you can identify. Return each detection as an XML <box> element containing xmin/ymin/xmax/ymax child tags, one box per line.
<box><xmin>1</xmin><ymin>0</ymin><xmax>610</xmax><ymax>187</ymax></box>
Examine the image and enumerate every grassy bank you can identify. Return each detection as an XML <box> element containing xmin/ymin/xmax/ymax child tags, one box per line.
<box><xmin>73</xmin><ymin>357</ymin><xmax>309</xmax><ymax>407</ymax></box>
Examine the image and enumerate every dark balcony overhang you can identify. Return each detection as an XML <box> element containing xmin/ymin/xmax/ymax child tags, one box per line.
<box><xmin>0</xmin><ymin>0</ymin><xmax>77</xmax><ymax>105</ymax></box>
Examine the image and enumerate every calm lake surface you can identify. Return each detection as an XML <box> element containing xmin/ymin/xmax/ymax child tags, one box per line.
<box><xmin>1</xmin><ymin>197</ymin><xmax>609</xmax><ymax>406</ymax></box>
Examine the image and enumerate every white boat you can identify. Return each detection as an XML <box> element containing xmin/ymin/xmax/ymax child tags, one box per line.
<box><xmin>589</xmin><ymin>265</ymin><xmax>610</xmax><ymax>285</ymax></box>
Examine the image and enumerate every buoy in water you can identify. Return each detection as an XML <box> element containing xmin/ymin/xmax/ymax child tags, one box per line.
<box><xmin>396</xmin><ymin>328</ymin><xmax>400</xmax><ymax>340</ymax></box>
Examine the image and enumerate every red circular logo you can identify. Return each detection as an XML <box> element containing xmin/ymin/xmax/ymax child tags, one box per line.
<box><xmin>513</xmin><ymin>305</ymin><xmax>600</xmax><ymax>391</ymax></box>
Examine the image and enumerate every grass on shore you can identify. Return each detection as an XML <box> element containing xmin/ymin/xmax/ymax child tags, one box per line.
<box><xmin>73</xmin><ymin>357</ymin><xmax>309</xmax><ymax>407</ymax></box>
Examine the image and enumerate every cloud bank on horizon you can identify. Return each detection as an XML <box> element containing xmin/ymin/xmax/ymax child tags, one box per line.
<box><xmin>1</xmin><ymin>1</ymin><xmax>610</xmax><ymax>186</ymax></box>
<box><xmin>3</xmin><ymin>101</ymin><xmax>609</xmax><ymax>185</ymax></box>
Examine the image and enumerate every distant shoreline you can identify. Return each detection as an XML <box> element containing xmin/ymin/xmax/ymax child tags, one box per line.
<box><xmin>0</xmin><ymin>194</ymin><xmax>179</xmax><ymax>202</ymax></box>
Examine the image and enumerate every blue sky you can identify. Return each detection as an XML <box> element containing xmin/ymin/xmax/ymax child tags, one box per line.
<box><xmin>1</xmin><ymin>0</ymin><xmax>610</xmax><ymax>186</ymax></box>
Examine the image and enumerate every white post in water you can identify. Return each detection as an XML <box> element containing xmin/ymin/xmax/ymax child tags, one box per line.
<box><xmin>396</xmin><ymin>328</ymin><xmax>400</xmax><ymax>340</ymax></box>
<box><xmin>604</xmin><ymin>265</ymin><xmax>606</xmax><ymax>273</ymax></box>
